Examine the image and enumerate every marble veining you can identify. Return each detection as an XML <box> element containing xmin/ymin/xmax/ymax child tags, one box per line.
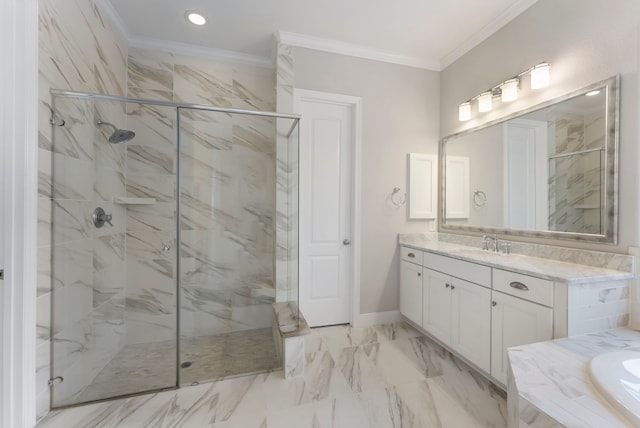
<box><xmin>548</xmin><ymin>112</ymin><xmax>605</xmax><ymax>234</ymax></box>
<box><xmin>275</xmin><ymin>43</ymin><xmax>298</xmax><ymax>305</ymax></box>
<box><xmin>508</xmin><ymin>328</ymin><xmax>640</xmax><ymax>427</ymax></box>
<box><xmin>433</xmin><ymin>232</ymin><xmax>634</xmax><ymax>273</ymax></box>
<box><xmin>399</xmin><ymin>234</ymin><xmax>633</xmax><ymax>284</ymax></box>
<box><xmin>39</xmin><ymin>323</ymin><xmax>505</xmax><ymax>428</ymax></box>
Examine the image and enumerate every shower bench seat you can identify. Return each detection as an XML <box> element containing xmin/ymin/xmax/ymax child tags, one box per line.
<box><xmin>272</xmin><ymin>302</ymin><xmax>310</xmax><ymax>378</ymax></box>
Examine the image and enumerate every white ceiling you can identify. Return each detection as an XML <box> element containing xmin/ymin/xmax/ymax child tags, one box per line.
<box><xmin>105</xmin><ymin>0</ymin><xmax>538</xmax><ymax>70</ymax></box>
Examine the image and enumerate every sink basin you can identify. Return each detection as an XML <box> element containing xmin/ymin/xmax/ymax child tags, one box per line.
<box><xmin>588</xmin><ymin>350</ymin><xmax>640</xmax><ymax>425</ymax></box>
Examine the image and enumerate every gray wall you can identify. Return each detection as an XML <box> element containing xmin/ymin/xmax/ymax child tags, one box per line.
<box><xmin>294</xmin><ymin>48</ymin><xmax>440</xmax><ymax>313</ymax></box>
<box><xmin>440</xmin><ymin>0</ymin><xmax>640</xmax><ymax>253</ymax></box>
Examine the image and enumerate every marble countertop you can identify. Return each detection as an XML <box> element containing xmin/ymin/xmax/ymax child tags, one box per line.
<box><xmin>398</xmin><ymin>238</ymin><xmax>633</xmax><ymax>284</ymax></box>
<box><xmin>508</xmin><ymin>329</ymin><xmax>640</xmax><ymax>427</ymax></box>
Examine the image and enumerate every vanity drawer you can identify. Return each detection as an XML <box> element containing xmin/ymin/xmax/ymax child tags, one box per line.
<box><xmin>493</xmin><ymin>269</ymin><xmax>553</xmax><ymax>307</ymax></box>
<box><xmin>401</xmin><ymin>247</ymin><xmax>423</xmax><ymax>265</ymax></box>
<box><xmin>423</xmin><ymin>252</ymin><xmax>491</xmax><ymax>288</ymax></box>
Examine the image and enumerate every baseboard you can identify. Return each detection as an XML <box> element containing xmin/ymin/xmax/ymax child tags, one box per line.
<box><xmin>355</xmin><ymin>310</ymin><xmax>403</xmax><ymax>327</ymax></box>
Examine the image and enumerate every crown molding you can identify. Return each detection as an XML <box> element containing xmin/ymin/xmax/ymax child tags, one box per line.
<box><xmin>440</xmin><ymin>0</ymin><xmax>539</xmax><ymax>69</ymax></box>
<box><xmin>129</xmin><ymin>36</ymin><xmax>274</xmax><ymax>68</ymax></box>
<box><xmin>277</xmin><ymin>30</ymin><xmax>440</xmax><ymax>71</ymax></box>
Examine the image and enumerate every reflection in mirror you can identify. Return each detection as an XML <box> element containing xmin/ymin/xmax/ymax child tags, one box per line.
<box><xmin>441</xmin><ymin>75</ymin><xmax>619</xmax><ymax>243</ymax></box>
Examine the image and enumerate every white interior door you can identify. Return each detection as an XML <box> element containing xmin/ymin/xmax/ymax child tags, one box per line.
<box><xmin>503</xmin><ymin>119</ymin><xmax>547</xmax><ymax>229</ymax></box>
<box><xmin>296</xmin><ymin>90</ymin><xmax>355</xmax><ymax>327</ymax></box>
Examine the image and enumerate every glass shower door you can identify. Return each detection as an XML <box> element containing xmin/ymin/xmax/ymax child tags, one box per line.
<box><xmin>48</xmin><ymin>94</ymin><xmax>178</xmax><ymax>407</ymax></box>
<box><xmin>178</xmin><ymin>107</ymin><xmax>282</xmax><ymax>384</ymax></box>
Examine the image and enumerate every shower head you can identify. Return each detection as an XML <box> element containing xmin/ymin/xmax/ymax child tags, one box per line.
<box><xmin>96</xmin><ymin>119</ymin><xmax>136</xmax><ymax>144</ymax></box>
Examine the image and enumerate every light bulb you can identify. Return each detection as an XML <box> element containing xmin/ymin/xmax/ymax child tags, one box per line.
<box><xmin>478</xmin><ymin>92</ymin><xmax>492</xmax><ymax>113</ymax></box>
<box><xmin>530</xmin><ymin>63</ymin><xmax>550</xmax><ymax>89</ymax></box>
<box><xmin>459</xmin><ymin>102</ymin><xmax>471</xmax><ymax>121</ymax></box>
<box><xmin>500</xmin><ymin>79</ymin><xmax>519</xmax><ymax>102</ymax></box>
<box><xmin>186</xmin><ymin>12</ymin><xmax>206</xmax><ymax>26</ymax></box>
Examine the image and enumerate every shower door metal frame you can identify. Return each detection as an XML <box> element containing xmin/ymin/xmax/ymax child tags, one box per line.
<box><xmin>48</xmin><ymin>88</ymin><xmax>300</xmax><ymax>407</ymax></box>
<box><xmin>50</xmin><ymin>89</ymin><xmax>301</xmax><ymax>120</ymax></box>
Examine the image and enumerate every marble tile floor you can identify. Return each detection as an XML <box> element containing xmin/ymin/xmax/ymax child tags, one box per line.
<box><xmin>73</xmin><ymin>328</ymin><xmax>280</xmax><ymax>405</ymax></box>
<box><xmin>39</xmin><ymin>322</ymin><xmax>507</xmax><ymax>428</ymax></box>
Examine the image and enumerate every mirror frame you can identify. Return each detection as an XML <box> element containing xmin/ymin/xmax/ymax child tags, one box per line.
<box><xmin>439</xmin><ymin>75</ymin><xmax>620</xmax><ymax>244</ymax></box>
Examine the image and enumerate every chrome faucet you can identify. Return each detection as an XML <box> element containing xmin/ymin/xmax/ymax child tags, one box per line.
<box><xmin>482</xmin><ymin>234</ymin><xmax>499</xmax><ymax>252</ymax></box>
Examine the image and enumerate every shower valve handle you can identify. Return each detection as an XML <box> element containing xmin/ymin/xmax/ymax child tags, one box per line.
<box><xmin>93</xmin><ymin>207</ymin><xmax>113</xmax><ymax>228</ymax></box>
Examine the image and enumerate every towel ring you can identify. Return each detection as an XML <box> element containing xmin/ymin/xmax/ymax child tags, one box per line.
<box><xmin>391</xmin><ymin>187</ymin><xmax>406</xmax><ymax>207</ymax></box>
<box><xmin>473</xmin><ymin>190</ymin><xmax>487</xmax><ymax>207</ymax></box>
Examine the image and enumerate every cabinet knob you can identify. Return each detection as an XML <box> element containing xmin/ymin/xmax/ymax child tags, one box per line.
<box><xmin>417</xmin><ymin>272</ymin><xmax>421</xmax><ymax>277</ymax></box>
<box><xmin>407</xmin><ymin>252</ymin><xmax>415</xmax><ymax>258</ymax></box>
<box><xmin>445</xmin><ymin>283</ymin><xmax>450</xmax><ymax>288</ymax></box>
<box><xmin>451</xmin><ymin>285</ymin><xmax>455</xmax><ymax>290</ymax></box>
<box><xmin>492</xmin><ymin>300</ymin><xmax>497</xmax><ymax>307</ymax></box>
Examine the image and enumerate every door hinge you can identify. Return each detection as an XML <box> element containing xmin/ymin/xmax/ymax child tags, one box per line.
<box><xmin>0</xmin><ymin>269</ymin><xmax>3</xmax><ymax>280</ymax></box>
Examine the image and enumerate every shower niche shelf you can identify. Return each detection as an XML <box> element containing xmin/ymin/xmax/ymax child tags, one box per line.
<box><xmin>113</xmin><ymin>197</ymin><xmax>157</xmax><ymax>206</ymax></box>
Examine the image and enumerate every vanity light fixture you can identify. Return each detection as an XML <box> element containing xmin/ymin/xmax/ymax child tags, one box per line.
<box><xmin>500</xmin><ymin>79</ymin><xmax>519</xmax><ymax>102</ymax></box>
<box><xmin>530</xmin><ymin>62</ymin><xmax>550</xmax><ymax>89</ymax></box>
<box><xmin>186</xmin><ymin>11</ymin><xmax>206</xmax><ymax>26</ymax></box>
<box><xmin>457</xmin><ymin>62</ymin><xmax>551</xmax><ymax>121</ymax></box>
<box><xmin>458</xmin><ymin>102</ymin><xmax>471</xmax><ymax>121</ymax></box>
<box><xmin>477</xmin><ymin>92</ymin><xmax>493</xmax><ymax>113</ymax></box>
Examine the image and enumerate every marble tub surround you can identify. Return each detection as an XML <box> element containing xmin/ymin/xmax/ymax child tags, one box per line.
<box><xmin>398</xmin><ymin>233</ymin><xmax>633</xmax><ymax>283</ymax></box>
<box><xmin>508</xmin><ymin>329</ymin><xmax>640</xmax><ymax>427</ymax></box>
<box><xmin>38</xmin><ymin>322</ymin><xmax>506</xmax><ymax>428</ymax></box>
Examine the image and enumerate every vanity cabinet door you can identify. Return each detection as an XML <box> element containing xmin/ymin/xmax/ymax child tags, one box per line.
<box><xmin>422</xmin><ymin>268</ymin><xmax>452</xmax><ymax>345</ymax></box>
<box><xmin>491</xmin><ymin>290</ymin><xmax>553</xmax><ymax>385</ymax></box>
<box><xmin>451</xmin><ymin>279</ymin><xmax>491</xmax><ymax>373</ymax></box>
<box><xmin>400</xmin><ymin>260</ymin><xmax>423</xmax><ymax>325</ymax></box>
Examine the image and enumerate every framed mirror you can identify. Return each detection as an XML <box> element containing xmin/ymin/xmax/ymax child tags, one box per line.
<box><xmin>440</xmin><ymin>75</ymin><xmax>619</xmax><ymax>243</ymax></box>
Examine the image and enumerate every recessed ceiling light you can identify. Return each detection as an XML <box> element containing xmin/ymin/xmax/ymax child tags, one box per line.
<box><xmin>186</xmin><ymin>11</ymin><xmax>206</xmax><ymax>26</ymax></box>
<box><xmin>586</xmin><ymin>90</ymin><xmax>601</xmax><ymax>97</ymax></box>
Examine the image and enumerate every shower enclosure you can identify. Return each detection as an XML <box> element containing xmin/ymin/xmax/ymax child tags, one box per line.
<box><xmin>46</xmin><ymin>90</ymin><xmax>300</xmax><ymax>408</ymax></box>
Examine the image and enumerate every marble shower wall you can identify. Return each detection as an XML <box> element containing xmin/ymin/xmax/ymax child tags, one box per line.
<box><xmin>275</xmin><ymin>43</ymin><xmax>300</xmax><ymax>311</ymax></box>
<box><xmin>126</xmin><ymin>47</ymin><xmax>278</xmax><ymax>343</ymax></box>
<box><xmin>548</xmin><ymin>112</ymin><xmax>605</xmax><ymax>234</ymax></box>
<box><xmin>38</xmin><ymin>0</ymin><xmax>128</xmax><ymax>416</ymax></box>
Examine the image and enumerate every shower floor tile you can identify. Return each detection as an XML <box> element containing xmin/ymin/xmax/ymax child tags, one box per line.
<box><xmin>180</xmin><ymin>327</ymin><xmax>281</xmax><ymax>386</ymax></box>
<box><xmin>74</xmin><ymin>327</ymin><xmax>279</xmax><ymax>404</ymax></box>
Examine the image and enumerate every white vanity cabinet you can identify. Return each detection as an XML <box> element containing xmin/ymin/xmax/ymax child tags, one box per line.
<box><xmin>400</xmin><ymin>247</ymin><xmax>424</xmax><ymax>326</ymax></box>
<box><xmin>404</xmin><ymin>250</ymin><xmax>492</xmax><ymax>373</ymax></box>
<box><xmin>399</xmin><ymin>245</ymin><xmax>554</xmax><ymax>385</ymax></box>
<box><xmin>490</xmin><ymin>269</ymin><xmax>553</xmax><ymax>385</ymax></box>
<box><xmin>422</xmin><ymin>268</ymin><xmax>492</xmax><ymax>372</ymax></box>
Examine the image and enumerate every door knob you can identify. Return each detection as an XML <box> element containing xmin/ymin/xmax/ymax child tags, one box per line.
<box><xmin>342</xmin><ymin>239</ymin><xmax>350</xmax><ymax>245</ymax></box>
